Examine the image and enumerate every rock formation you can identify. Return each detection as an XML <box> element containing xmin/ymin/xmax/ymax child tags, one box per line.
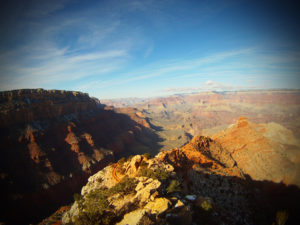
<box><xmin>0</xmin><ymin>89</ymin><xmax>160</xmax><ymax>224</ymax></box>
<box><xmin>2</xmin><ymin>89</ymin><xmax>300</xmax><ymax>224</ymax></box>
<box><xmin>213</xmin><ymin>117</ymin><xmax>300</xmax><ymax>186</ymax></box>
<box><xmin>106</xmin><ymin>90</ymin><xmax>300</xmax><ymax>150</ymax></box>
<box><xmin>41</xmin><ymin>135</ymin><xmax>300</xmax><ymax>225</ymax></box>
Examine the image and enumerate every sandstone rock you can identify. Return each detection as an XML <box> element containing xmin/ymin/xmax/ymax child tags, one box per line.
<box><xmin>189</xmin><ymin>136</ymin><xmax>236</xmax><ymax>168</ymax></box>
<box><xmin>61</xmin><ymin>202</ymin><xmax>79</xmax><ymax>224</ymax></box>
<box><xmin>109</xmin><ymin>193</ymin><xmax>137</xmax><ymax>213</ymax></box>
<box><xmin>175</xmin><ymin>199</ymin><xmax>184</xmax><ymax>208</ymax></box>
<box><xmin>135</xmin><ymin>178</ymin><xmax>161</xmax><ymax>203</ymax></box>
<box><xmin>116</xmin><ymin>209</ymin><xmax>146</xmax><ymax>225</ymax></box>
<box><xmin>81</xmin><ymin>165</ymin><xmax>117</xmax><ymax>196</ymax></box>
<box><xmin>150</xmin><ymin>191</ymin><xmax>159</xmax><ymax>201</ymax></box>
<box><xmin>213</xmin><ymin>118</ymin><xmax>300</xmax><ymax>186</ymax></box>
<box><xmin>144</xmin><ymin>198</ymin><xmax>171</xmax><ymax>215</ymax></box>
<box><xmin>126</xmin><ymin>155</ymin><xmax>143</xmax><ymax>175</ymax></box>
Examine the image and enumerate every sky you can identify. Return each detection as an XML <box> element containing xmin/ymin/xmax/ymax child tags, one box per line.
<box><xmin>0</xmin><ymin>0</ymin><xmax>299</xmax><ymax>99</ymax></box>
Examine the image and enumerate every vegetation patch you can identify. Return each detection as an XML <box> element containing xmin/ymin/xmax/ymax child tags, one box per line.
<box><xmin>108</xmin><ymin>176</ymin><xmax>138</xmax><ymax>196</ymax></box>
<box><xmin>73</xmin><ymin>189</ymin><xmax>112</xmax><ymax>225</ymax></box>
<box><xmin>71</xmin><ymin>177</ymin><xmax>138</xmax><ymax>225</ymax></box>
<box><xmin>139</xmin><ymin>167</ymin><xmax>170</xmax><ymax>181</ymax></box>
<box><xmin>166</xmin><ymin>179</ymin><xmax>181</xmax><ymax>194</ymax></box>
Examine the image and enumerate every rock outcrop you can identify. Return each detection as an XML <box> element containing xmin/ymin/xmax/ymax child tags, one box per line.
<box><xmin>213</xmin><ymin>117</ymin><xmax>300</xmax><ymax>186</ymax></box>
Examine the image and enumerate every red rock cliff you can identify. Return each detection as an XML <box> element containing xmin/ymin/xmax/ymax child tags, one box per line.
<box><xmin>0</xmin><ymin>89</ymin><xmax>159</xmax><ymax>224</ymax></box>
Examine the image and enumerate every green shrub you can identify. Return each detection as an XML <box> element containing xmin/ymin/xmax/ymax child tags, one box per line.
<box><xmin>74</xmin><ymin>188</ymin><xmax>111</xmax><ymax>225</ymax></box>
<box><xmin>139</xmin><ymin>167</ymin><xmax>170</xmax><ymax>181</ymax></box>
<box><xmin>108</xmin><ymin>176</ymin><xmax>138</xmax><ymax>196</ymax></box>
<box><xmin>71</xmin><ymin>177</ymin><xmax>137</xmax><ymax>224</ymax></box>
<box><xmin>166</xmin><ymin>180</ymin><xmax>181</xmax><ymax>194</ymax></box>
<box><xmin>201</xmin><ymin>200</ymin><xmax>213</xmax><ymax>211</ymax></box>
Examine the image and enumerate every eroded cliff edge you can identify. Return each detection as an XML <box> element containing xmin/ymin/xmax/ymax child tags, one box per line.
<box><xmin>0</xmin><ymin>89</ymin><xmax>160</xmax><ymax>224</ymax></box>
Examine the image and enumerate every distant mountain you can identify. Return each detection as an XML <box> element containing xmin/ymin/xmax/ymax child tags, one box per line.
<box><xmin>101</xmin><ymin>97</ymin><xmax>153</xmax><ymax>108</ymax></box>
<box><xmin>113</xmin><ymin>90</ymin><xmax>300</xmax><ymax>151</ymax></box>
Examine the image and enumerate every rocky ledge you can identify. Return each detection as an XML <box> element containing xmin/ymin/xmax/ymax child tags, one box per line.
<box><xmin>0</xmin><ymin>89</ymin><xmax>97</xmax><ymax>126</ymax></box>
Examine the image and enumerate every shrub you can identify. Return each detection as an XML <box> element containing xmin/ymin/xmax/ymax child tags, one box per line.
<box><xmin>139</xmin><ymin>167</ymin><xmax>170</xmax><ymax>181</ymax></box>
<box><xmin>166</xmin><ymin>180</ymin><xmax>181</xmax><ymax>194</ymax></box>
<box><xmin>201</xmin><ymin>200</ymin><xmax>213</xmax><ymax>211</ymax></box>
<box><xmin>108</xmin><ymin>176</ymin><xmax>138</xmax><ymax>196</ymax></box>
<box><xmin>74</xmin><ymin>188</ymin><xmax>111</xmax><ymax>225</ymax></box>
<box><xmin>72</xmin><ymin>177</ymin><xmax>137</xmax><ymax>224</ymax></box>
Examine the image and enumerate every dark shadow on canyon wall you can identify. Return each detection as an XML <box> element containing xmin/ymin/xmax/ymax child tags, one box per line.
<box><xmin>186</xmin><ymin>168</ymin><xmax>300</xmax><ymax>225</ymax></box>
<box><xmin>0</xmin><ymin>106</ymin><xmax>162</xmax><ymax>225</ymax></box>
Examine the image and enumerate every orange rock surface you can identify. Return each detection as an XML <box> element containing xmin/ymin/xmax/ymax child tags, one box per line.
<box><xmin>213</xmin><ymin>117</ymin><xmax>300</xmax><ymax>186</ymax></box>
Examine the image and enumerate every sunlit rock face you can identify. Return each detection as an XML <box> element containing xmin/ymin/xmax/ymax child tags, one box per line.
<box><xmin>213</xmin><ymin>117</ymin><xmax>300</xmax><ymax>186</ymax></box>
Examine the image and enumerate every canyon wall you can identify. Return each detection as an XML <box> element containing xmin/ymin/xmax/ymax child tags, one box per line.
<box><xmin>0</xmin><ymin>89</ymin><xmax>159</xmax><ymax>224</ymax></box>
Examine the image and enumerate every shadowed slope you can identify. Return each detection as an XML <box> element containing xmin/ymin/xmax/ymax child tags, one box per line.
<box><xmin>0</xmin><ymin>89</ymin><xmax>162</xmax><ymax>224</ymax></box>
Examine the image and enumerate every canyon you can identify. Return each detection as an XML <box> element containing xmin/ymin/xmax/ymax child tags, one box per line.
<box><xmin>0</xmin><ymin>89</ymin><xmax>300</xmax><ymax>224</ymax></box>
<box><xmin>43</xmin><ymin>136</ymin><xmax>300</xmax><ymax>225</ymax></box>
<box><xmin>104</xmin><ymin>90</ymin><xmax>300</xmax><ymax>150</ymax></box>
<box><xmin>0</xmin><ymin>89</ymin><xmax>160</xmax><ymax>224</ymax></box>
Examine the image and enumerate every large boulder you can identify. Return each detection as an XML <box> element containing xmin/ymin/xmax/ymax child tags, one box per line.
<box><xmin>144</xmin><ymin>198</ymin><xmax>171</xmax><ymax>215</ymax></box>
<box><xmin>116</xmin><ymin>209</ymin><xmax>147</xmax><ymax>225</ymax></box>
<box><xmin>135</xmin><ymin>177</ymin><xmax>161</xmax><ymax>203</ymax></box>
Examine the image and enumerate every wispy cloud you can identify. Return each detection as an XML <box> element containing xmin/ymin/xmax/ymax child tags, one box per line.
<box><xmin>0</xmin><ymin>44</ymin><xmax>129</xmax><ymax>90</ymax></box>
<box><xmin>1</xmin><ymin>0</ymin><xmax>299</xmax><ymax>98</ymax></box>
<box><xmin>164</xmin><ymin>80</ymin><xmax>261</xmax><ymax>94</ymax></box>
<box><xmin>88</xmin><ymin>48</ymin><xmax>255</xmax><ymax>87</ymax></box>
<box><xmin>0</xmin><ymin>1</ymin><xmax>135</xmax><ymax>91</ymax></box>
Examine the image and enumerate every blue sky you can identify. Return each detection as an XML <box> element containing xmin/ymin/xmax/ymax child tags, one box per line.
<box><xmin>0</xmin><ymin>0</ymin><xmax>299</xmax><ymax>99</ymax></box>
